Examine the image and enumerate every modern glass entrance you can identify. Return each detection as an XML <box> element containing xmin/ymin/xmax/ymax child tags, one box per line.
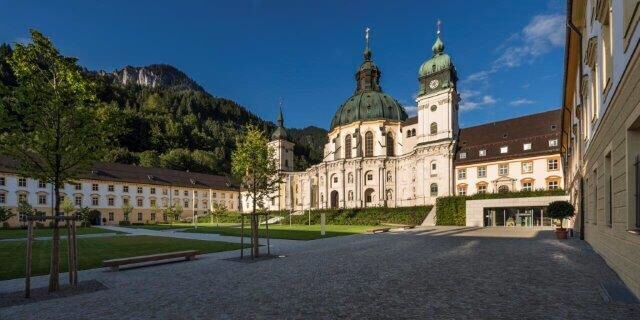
<box><xmin>483</xmin><ymin>206</ymin><xmax>554</xmax><ymax>227</ymax></box>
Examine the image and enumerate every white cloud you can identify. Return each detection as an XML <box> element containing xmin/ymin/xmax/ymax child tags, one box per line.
<box><xmin>460</xmin><ymin>93</ymin><xmax>497</xmax><ymax>112</ymax></box>
<box><xmin>404</xmin><ymin>105</ymin><xmax>418</xmax><ymax>117</ymax></box>
<box><xmin>509</xmin><ymin>98</ymin><xmax>535</xmax><ymax>106</ymax></box>
<box><xmin>464</xmin><ymin>13</ymin><xmax>565</xmax><ymax>83</ymax></box>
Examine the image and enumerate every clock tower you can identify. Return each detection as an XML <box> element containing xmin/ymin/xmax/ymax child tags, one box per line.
<box><xmin>416</xmin><ymin>22</ymin><xmax>459</xmax><ymax>144</ymax></box>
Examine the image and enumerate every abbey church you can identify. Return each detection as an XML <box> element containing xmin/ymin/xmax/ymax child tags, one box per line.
<box><xmin>258</xmin><ymin>30</ymin><xmax>564</xmax><ymax>212</ymax></box>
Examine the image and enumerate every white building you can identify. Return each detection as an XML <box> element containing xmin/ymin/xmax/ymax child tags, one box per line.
<box><xmin>0</xmin><ymin>156</ymin><xmax>239</xmax><ymax>227</ymax></box>
<box><xmin>245</xmin><ymin>30</ymin><xmax>565</xmax><ymax>220</ymax></box>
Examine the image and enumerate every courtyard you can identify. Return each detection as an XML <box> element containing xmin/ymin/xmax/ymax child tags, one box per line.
<box><xmin>1</xmin><ymin>226</ymin><xmax>638</xmax><ymax>319</ymax></box>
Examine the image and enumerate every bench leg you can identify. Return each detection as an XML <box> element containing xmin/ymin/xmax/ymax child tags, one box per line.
<box><xmin>111</xmin><ymin>265</ymin><xmax>119</xmax><ymax>272</ymax></box>
<box><xmin>186</xmin><ymin>255</ymin><xmax>196</xmax><ymax>261</ymax></box>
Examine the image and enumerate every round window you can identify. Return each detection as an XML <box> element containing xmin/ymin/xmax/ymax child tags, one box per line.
<box><xmin>430</xmin><ymin>105</ymin><xmax>437</xmax><ymax>112</ymax></box>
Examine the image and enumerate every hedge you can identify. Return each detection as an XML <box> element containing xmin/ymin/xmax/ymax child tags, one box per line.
<box><xmin>436</xmin><ymin>189</ymin><xmax>567</xmax><ymax>226</ymax></box>
<box><xmin>196</xmin><ymin>205</ymin><xmax>433</xmax><ymax>226</ymax></box>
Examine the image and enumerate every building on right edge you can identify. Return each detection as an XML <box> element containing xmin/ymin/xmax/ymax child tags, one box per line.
<box><xmin>561</xmin><ymin>0</ymin><xmax>640</xmax><ymax>297</ymax></box>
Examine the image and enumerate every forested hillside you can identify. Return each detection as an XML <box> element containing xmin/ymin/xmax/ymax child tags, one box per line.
<box><xmin>0</xmin><ymin>43</ymin><xmax>327</xmax><ymax>175</ymax></box>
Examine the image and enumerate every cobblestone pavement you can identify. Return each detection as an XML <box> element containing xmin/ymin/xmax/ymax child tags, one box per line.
<box><xmin>2</xmin><ymin>227</ymin><xmax>639</xmax><ymax>319</ymax></box>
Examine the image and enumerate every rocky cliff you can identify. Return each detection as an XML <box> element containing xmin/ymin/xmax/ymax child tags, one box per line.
<box><xmin>103</xmin><ymin>64</ymin><xmax>205</xmax><ymax>92</ymax></box>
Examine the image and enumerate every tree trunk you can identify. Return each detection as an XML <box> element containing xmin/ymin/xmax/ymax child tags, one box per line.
<box><xmin>67</xmin><ymin>220</ymin><xmax>72</xmax><ymax>285</ymax></box>
<box><xmin>251</xmin><ymin>186</ymin><xmax>259</xmax><ymax>258</ymax></box>
<box><xmin>25</xmin><ymin>219</ymin><xmax>33</xmax><ymax>298</ymax></box>
<box><xmin>48</xmin><ymin>178</ymin><xmax>61</xmax><ymax>292</ymax></box>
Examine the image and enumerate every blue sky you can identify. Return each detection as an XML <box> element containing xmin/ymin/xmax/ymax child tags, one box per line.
<box><xmin>0</xmin><ymin>0</ymin><xmax>566</xmax><ymax>129</ymax></box>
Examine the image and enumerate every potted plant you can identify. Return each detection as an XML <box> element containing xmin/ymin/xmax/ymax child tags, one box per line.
<box><xmin>547</xmin><ymin>201</ymin><xmax>575</xmax><ymax>239</ymax></box>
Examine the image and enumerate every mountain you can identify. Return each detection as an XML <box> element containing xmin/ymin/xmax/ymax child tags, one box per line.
<box><xmin>99</xmin><ymin>64</ymin><xmax>205</xmax><ymax>92</ymax></box>
<box><xmin>1</xmin><ymin>42</ymin><xmax>328</xmax><ymax>176</ymax></box>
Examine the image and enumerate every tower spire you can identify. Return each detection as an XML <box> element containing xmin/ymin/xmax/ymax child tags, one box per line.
<box><xmin>432</xmin><ymin>19</ymin><xmax>445</xmax><ymax>55</ymax></box>
<box><xmin>437</xmin><ymin>19</ymin><xmax>441</xmax><ymax>36</ymax></box>
<box><xmin>277</xmin><ymin>98</ymin><xmax>284</xmax><ymax>128</ymax></box>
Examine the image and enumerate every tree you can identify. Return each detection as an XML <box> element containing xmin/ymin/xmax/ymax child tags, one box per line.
<box><xmin>60</xmin><ymin>198</ymin><xmax>75</xmax><ymax>216</ymax></box>
<box><xmin>122</xmin><ymin>203</ymin><xmax>133</xmax><ymax>224</ymax></box>
<box><xmin>547</xmin><ymin>201</ymin><xmax>575</xmax><ymax>229</ymax></box>
<box><xmin>211</xmin><ymin>202</ymin><xmax>227</xmax><ymax>227</ymax></box>
<box><xmin>0</xmin><ymin>30</ymin><xmax>112</xmax><ymax>292</ymax></box>
<box><xmin>0</xmin><ymin>207</ymin><xmax>15</xmax><ymax>228</ymax></box>
<box><xmin>231</xmin><ymin>125</ymin><xmax>281</xmax><ymax>257</ymax></box>
<box><xmin>162</xmin><ymin>203</ymin><xmax>182</xmax><ymax>225</ymax></box>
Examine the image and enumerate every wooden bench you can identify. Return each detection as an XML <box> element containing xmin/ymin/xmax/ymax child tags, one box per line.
<box><xmin>367</xmin><ymin>227</ymin><xmax>390</xmax><ymax>234</ymax></box>
<box><xmin>102</xmin><ymin>250</ymin><xmax>199</xmax><ymax>271</ymax></box>
<box><xmin>400</xmin><ymin>225</ymin><xmax>416</xmax><ymax>230</ymax></box>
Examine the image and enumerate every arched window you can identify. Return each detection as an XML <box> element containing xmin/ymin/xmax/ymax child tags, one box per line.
<box><xmin>430</xmin><ymin>183</ymin><xmax>438</xmax><ymax>197</ymax></box>
<box><xmin>407</xmin><ymin>130</ymin><xmax>411</xmax><ymax>138</ymax></box>
<box><xmin>348</xmin><ymin>172</ymin><xmax>353</xmax><ymax>183</ymax></box>
<box><xmin>364</xmin><ymin>131</ymin><xmax>374</xmax><ymax>157</ymax></box>
<box><xmin>498</xmin><ymin>185</ymin><xmax>510</xmax><ymax>193</ymax></box>
<box><xmin>411</xmin><ymin>129</ymin><xmax>416</xmax><ymax>136</ymax></box>
<box><xmin>386</xmin><ymin>171</ymin><xmax>392</xmax><ymax>182</ymax></box>
<box><xmin>348</xmin><ymin>190</ymin><xmax>354</xmax><ymax>201</ymax></box>
<box><xmin>365</xmin><ymin>171</ymin><xmax>374</xmax><ymax>185</ymax></box>
<box><xmin>386</xmin><ymin>189</ymin><xmax>393</xmax><ymax>200</ymax></box>
<box><xmin>386</xmin><ymin>132</ymin><xmax>394</xmax><ymax>156</ymax></box>
<box><xmin>430</xmin><ymin>122</ymin><xmax>438</xmax><ymax>135</ymax></box>
<box><xmin>344</xmin><ymin>134</ymin><xmax>352</xmax><ymax>159</ymax></box>
<box><xmin>431</xmin><ymin>161</ymin><xmax>438</xmax><ymax>176</ymax></box>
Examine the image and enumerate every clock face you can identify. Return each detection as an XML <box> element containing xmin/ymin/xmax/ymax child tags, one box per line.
<box><xmin>429</xmin><ymin>79</ymin><xmax>439</xmax><ymax>89</ymax></box>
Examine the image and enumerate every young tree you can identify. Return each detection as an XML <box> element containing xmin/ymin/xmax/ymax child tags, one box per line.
<box><xmin>211</xmin><ymin>202</ymin><xmax>227</xmax><ymax>227</ymax></box>
<box><xmin>60</xmin><ymin>198</ymin><xmax>75</xmax><ymax>216</ymax></box>
<box><xmin>121</xmin><ymin>203</ymin><xmax>133</xmax><ymax>224</ymax></box>
<box><xmin>231</xmin><ymin>125</ymin><xmax>281</xmax><ymax>257</ymax></box>
<box><xmin>0</xmin><ymin>207</ymin><xmax>15</xmax><ymax>228</ymax></box>
<box><xmin>0</xmin><ymin>30</ymin><xmax>113</xmax><ymax>292</ymax></box>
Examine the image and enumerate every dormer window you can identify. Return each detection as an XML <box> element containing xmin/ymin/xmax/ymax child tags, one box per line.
<box><xmin>500</xmin><ymin>146</ymin><xmax>508</xmax><ymax>154</ymax></box>
<box><xmin>523</xmin><ymin>143</ymin><xmax>532</xmax><ymax>150</ymax></box>
<box><xmin>459</xmin><ymin>152</ymin><xmax>466</xmax><ymax>159</ymax></box>
<box><xmin>479</xmin><ymin>149</ymin><xmax>486</xmax><ymax>157</ymax></box>
<box><xmin>548</xmin><ymin>139</ymin><xmax>558</xmax><ymax>147</ymax></box>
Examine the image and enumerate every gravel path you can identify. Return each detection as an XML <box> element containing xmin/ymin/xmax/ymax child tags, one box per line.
<box><xmin>1</xmin><ymin>227</ymin><xmax>638</xmax><ymax>319</ymax></box>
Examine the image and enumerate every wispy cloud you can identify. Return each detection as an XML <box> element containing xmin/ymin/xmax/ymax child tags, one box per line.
<box><xmin>463</xmin><ymin>14</ymin><xmax>565</xmax><ymax>83</ymax></box>
<box><xmin>509</xmin><ymin>98</ymin><xmax>535</xmax><ymax>106</ymax></box>
<box><xmin>404</xmin><ymin>105</ymin><xmax>418</xmax><ymax>117</ymax></box>
<box><xmin>459</xmin><ymin>90</ymin><xmax>497</xmax><ymax>112</ymax></box>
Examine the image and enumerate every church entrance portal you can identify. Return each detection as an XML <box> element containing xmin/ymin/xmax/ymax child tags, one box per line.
<box><xmin>330</xmin><ymin>190</ymin><xmax>339</xmax><ymax>208</ymax></box>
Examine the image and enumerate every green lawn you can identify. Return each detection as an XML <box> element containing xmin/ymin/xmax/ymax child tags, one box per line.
<box><xmin>0</xmin><ymin>235</ymin><xmax>246</xmax><ymax>280</ymax></box>
<box><xmin>121</xmin><ymin>222</ymin><xmax>240</xmax><ymax>230</ymax></box>
<box><xmin>182</xmin><ymin>224</ymin><xmax>372</xmax><ymax>240</ymax></box>
<box><xmin>0</xmin><ymin>227</ymin><xmax>121</xmax><ymax>240</ymax></box>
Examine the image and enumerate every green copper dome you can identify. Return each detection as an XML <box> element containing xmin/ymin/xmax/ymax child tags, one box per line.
<box><xmin>419</xmin><ymin>35</ymin><xmax>453</xmax><ymax>77</ymax></box>
<box><xmin>331</xmin><ymin>91</ymin><xmax>408</xmax><ymax>130</ymax></box>
<box><xmin>330</xmin><ymin>46</ymin><xmax>407</xmax><ymax>130</ymax></box>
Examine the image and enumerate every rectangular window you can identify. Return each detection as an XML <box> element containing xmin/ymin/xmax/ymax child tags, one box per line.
<box><xmin>75</xmin><ymin>196</ymin><xmax>82</xmax><ymax>206</ymax></box>
<box><xmin>162</xmin><ymin>189</ymin><xmax>168</xmax><ymax>195</ymax></box>
<box><xmin>184</xmin><ymin>199</ymin><xmax>189</xmax><ymax>208</ymax></box>
<box><xmin>222</xmin><ymin>193</ymin><xmax>226</xmax><ymax>199</ymax></box>
<box><xmin>18</xmin><ymin>178</ymin><xmax>27</xmax><ymax>187</ymax></box>
<box><xmin>108</xmin><ymin>197</ymin><xmax>115</xmax><ymax>206</ymax></box>
<box><xmin>108</xmin><ymin>185</ymin><xmax>114</xmax><ymax>192</ymax></box>
<box><xmin>91</xmin><ymin>183</ymin><xmax>98</xmax><ymax>191</ymax></box>
<box><xmin>0</xmin><ymin>177</ymin><xmax>5</xmax><ymax>186</ymax></box>
<box><xmin>479</xmin><ymin>149</ymin><xmax>486</xmax><ymax>157</ymax></box>
<box><xmin>38</xmin><ymin>180</ymin><xmax>46</xmax><ymax>188</ymax></box>
<box><xmin>123</xmin><ymin>185</ymin><xmax>129</xmax><ymax>193</ymax></box>
<box><xmin>500</xmin><ymin>146</ymin><xmax>508</xmax><ymax>154</ymax></box>
<box><xmin>124</xmin><ymin>213</ymin><xmax>129</xmax><ymax>222</ymax></box>
<box><xmin>498</xmin><ymin>164</ymin><xmax>509</xmax><ymax>176</ymax></box>
<box><xmin>18</xmin><ymin>194</ymin><xmax>27</xmax><ymax>203</ymax></box>
<box><xmin>213</xmin><ymin>192</ymin><xmax>217</xmax><ymax>198</ymax></box>
<box><xmin>150</xmin><ymin>199</ymin><xmax>157</xmax><ymax>207</ymax></box>
<box><xmin>108</xmin><ymin>212</ymin><xmax>114</xmax><ymax>221</ymax></box>
<box><xmin>0</xmin><ymin>193</ymin><xmax>5</xmax><ymax>204</ymax></box>
<box><xmin>522</xmin><ymin>182</ymin><xmax>532</xmax><ymax>191</ymax></box>
<box><xmin>523</xmin><ymin>143</ymin><xmax>532</xmax><ymax>150</ymax></box>
<box><xmin>92</xmin><ymin>196</ymin><xmax>99</xmax><ymax>206</ymax></box>
<box><xmin>549</xmin><ymin>139</ymin><xmax>558</xmax><ymax>147</ymax></box>
<box><xmin>548</xmin><ymin>159</ymin><xmax>559</xmax><ymax>171</ymax></box>
<box><xmin>75</xmin><ymin>183</ymin><xmax>82</xmax><ymax>190</ymax></box>
<box><xmin>137</xmin><ymin>212</ymin><xmax>142</xmax><ymax>221</ymax></box>
<box><xmin>137</xmin><ymin>187</ymin><xmax>143</xmax><ymax>194</ymax></box>
<box><xmin>38</xmin><ymin>194</ymin><xmax>47</xmax><ymax>205</ymax></box>
<box><xmin>137</xmin><ymin>198</ymin><xmax>143</xmax><ymax>207</ymax></box>
<box><xmin>174</xmin><ymin>190</ymin><xmax>179</xmax><ymax>196</ymax></box>
<box><xmin>522</xmin><ymin>161</ymin><xmax>533</xmax><ymax>173</ymax></box>
<box><xmin>151</xmin><ymin>213</ymin><xmax>156</xmax><ymax>221</ymax></box>
<box><xmin>123</xmin><ymin>198</ymin><xmax>129</xmax><ymax>206</ymax></box>
<box><xmin>548</xmin><ymin>181</ymin><xmax>559</xmax><ymax>190</ymax></box>
<box><xmin>194</xmin><ymin>190</ymin><xmax>198</xmax><ymax>196</ymax></box>
<box><xmin>184</xmin><ymin>190</ymin><xmax>189</xmax><ymax>196</ymax></box>
<box><xmin>478</xmin><ymin>185</ymin><xmax>487</xmax><ymax>194</ymax></box>
<box><xmin>605</xmin><ymin>152</ymin><xmax>612</xmax><ymax>226</ymax></box>
<box><xmin>150</xmin><ymin>187</ymin><xmax>156</xmax><ymax>195</ymax></box>
<box><xmin>458</xmin><ymin>169</ymin><xmax>466</xmax><ymax>180</ymax></box>
<box><xmin>459</xmin><ymin>152</ymin><xmax>466</xmax><ymax>159</ymax></box>
<box><xmin>457</xmin><ymin>186</ymin><xmax>467</xmax><ymax>196</ymax></box>
<box><xmin>477</xmin><ymin>166</ymin><xmax>487</xmax><ymax>178</ymax></box>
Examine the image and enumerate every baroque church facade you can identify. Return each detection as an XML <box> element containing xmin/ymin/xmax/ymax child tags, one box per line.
<box><xmin>251</xmin><ymin>30</ymin><xmax>564</xmax><ymax>212</ymax></box>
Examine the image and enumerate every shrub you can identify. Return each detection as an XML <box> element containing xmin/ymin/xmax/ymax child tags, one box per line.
<box><xmin>131</xmin><ymin>222</ymin><xmax>144</xmax><ymax>226</ymax></box>
<box><xmin>118</xmin><ymin>220</ymin><xmax>131</xmax><ymax>226</ymax></box>
<box><xmin>277</xmin><ymin>206</ymin><xmax>432</xmax><ymax>226</ymax></box>
<box><xmin>35</xmin><ymin>222</ymin><xmax>45</xmax><ymax>228</ymax></box>
<box><xmin>2</xmin><ymin>222</ymin><xmax>9</xmax><ymax>229</ymax></box>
